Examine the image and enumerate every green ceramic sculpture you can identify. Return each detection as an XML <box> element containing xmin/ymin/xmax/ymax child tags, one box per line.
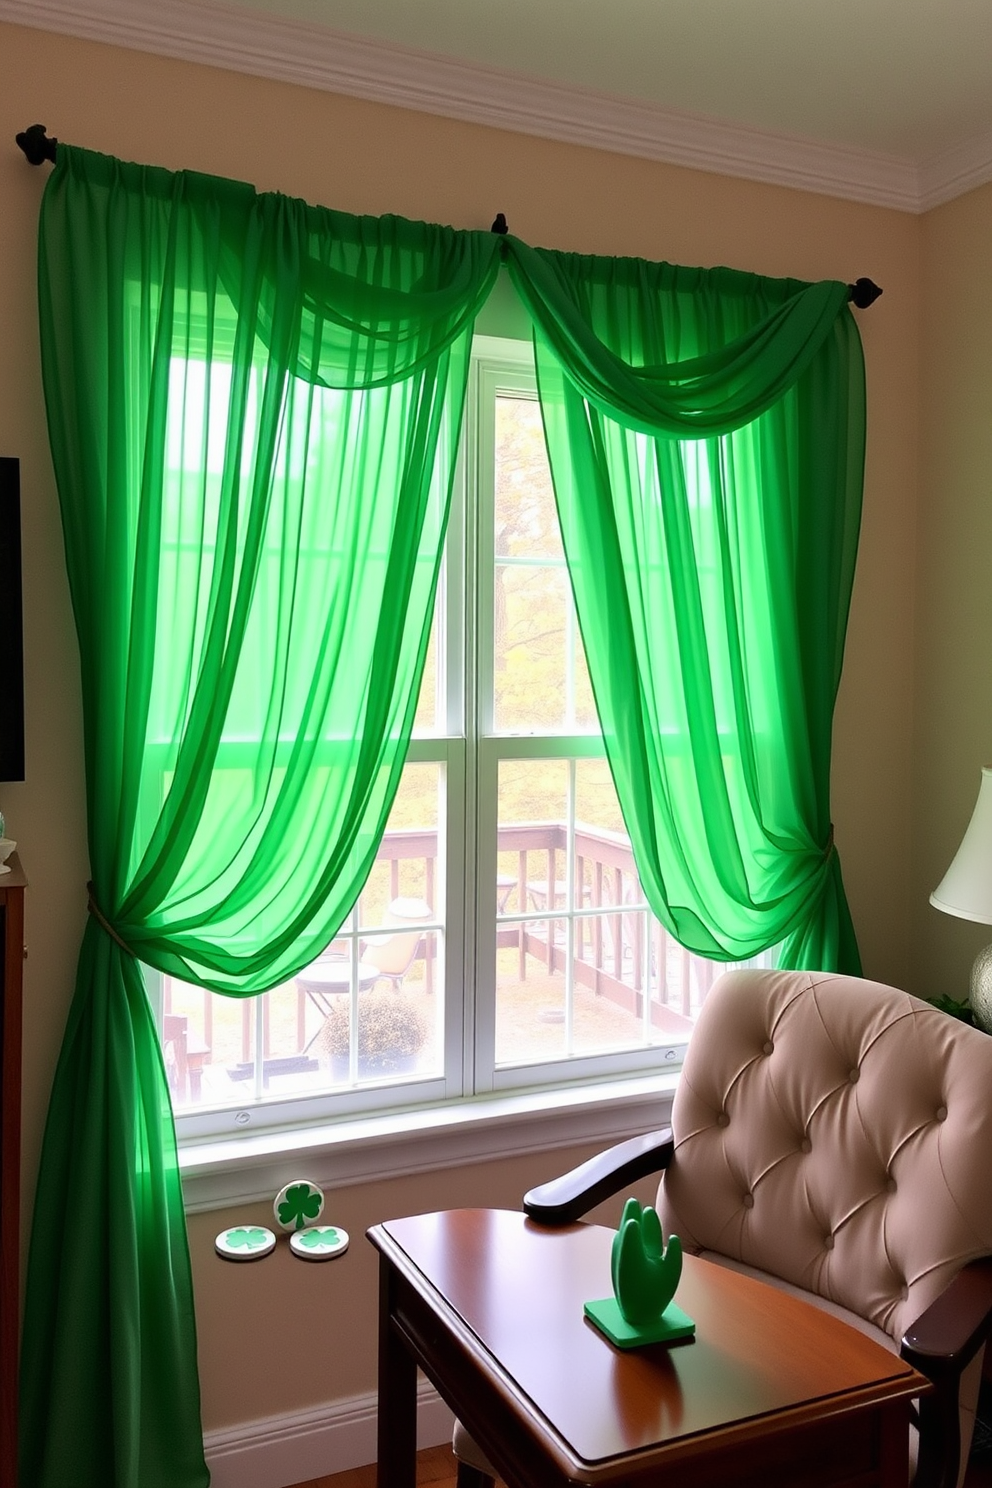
<box><xmin>612</xmin><ymin>1197</ymin><xmax>683</xmax><ymax>1325</ymax></box>
<box><xmin>584</xmin><ymin>1198</ymin><xmax>695</xmax><ymax>1349</ymax></box>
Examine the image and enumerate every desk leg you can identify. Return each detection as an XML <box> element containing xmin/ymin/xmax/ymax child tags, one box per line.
<box><xmin>377</xmin><ymin>1253</ymin><xmax>418</xmax><ymax>1488</ymax></box>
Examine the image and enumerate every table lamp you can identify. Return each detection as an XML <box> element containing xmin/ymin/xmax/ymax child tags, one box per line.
<box><xmin>930</xmin><ymin>765</ymin><xmax>992</xmax><ymax>1032</ymax></box>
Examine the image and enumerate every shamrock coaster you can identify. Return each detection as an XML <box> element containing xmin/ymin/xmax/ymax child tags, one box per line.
<box><xmin>215</xmin><ymin>1225</ymin><xmax>276</xmax><ymax>1261</ymax></box>
<box><xmin>289</xmin><ymin>1225</ymin><xmax>350</xmax><ymax>1261</ymax></box>
<box><xmin>273</xmin><ymin>1178</ymin><xmax>325</xmax><ymax>1232</ymax></box>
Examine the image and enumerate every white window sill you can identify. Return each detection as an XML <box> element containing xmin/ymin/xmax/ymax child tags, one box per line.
<box><xmin>178</xmin><ymin>1071</ymin><xmax>678</xmax><ymax>1213</ymax></box>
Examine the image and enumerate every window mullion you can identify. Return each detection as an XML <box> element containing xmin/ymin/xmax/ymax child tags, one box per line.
<box><xmin>253</xmin><ymin>993</ymin><xmax>265</xmax><ymax>1101</ymax></box>
<box><xmin>470</xmin><ymin>360</ymin><xmax>498</xmax><ymax>1094</ymax></box>
<box><xmin>565</xmin><ymin>757</ymin><xmax>577</xmax><ymax>1054</ymax></box>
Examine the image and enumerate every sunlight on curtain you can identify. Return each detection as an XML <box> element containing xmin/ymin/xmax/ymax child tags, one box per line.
<box><xmin>505</xmin><ymin>245</ymin><xmax>864</xmax><ymax>970</ymax></box>
<box><xmin>23</xmin><ymin>145</ymin><xmax>498</xmax><ymax>1488</ymax></box>
<box><xmin>23</xmin><ymin>145</ymin><xmax>864</xmax><ymax>1488</ymax></box>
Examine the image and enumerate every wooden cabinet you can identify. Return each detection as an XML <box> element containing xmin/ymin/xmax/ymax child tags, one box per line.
<box><xmin>1</xmin><ymin>853</ymin><xmax>25</xmax><ymax>1488</ymax></box>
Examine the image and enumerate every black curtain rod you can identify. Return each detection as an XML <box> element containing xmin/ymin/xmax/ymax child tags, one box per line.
<box><xmin>15</xmin><ymin>127</ymin><xmax>882</xmax><ymax>308</ymax></box>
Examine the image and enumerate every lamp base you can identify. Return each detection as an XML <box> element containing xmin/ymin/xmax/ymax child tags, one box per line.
<box><xmin>969</xmin><ymin>944</ymin><xmax>992</xmax><ymax>1034</ymax></box>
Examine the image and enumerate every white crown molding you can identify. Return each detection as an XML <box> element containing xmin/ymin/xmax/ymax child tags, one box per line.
<box><xmin>3</xmin><ymin>0</ymin><xmax>991</xmax><ymax>213</ymax></box>
<box><xmin>918</xmin><ymin>127</ymin><xmax>992</xmax><ymax>213</ymax></box>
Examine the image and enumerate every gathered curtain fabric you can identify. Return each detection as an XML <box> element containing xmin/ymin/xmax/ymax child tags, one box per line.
<box><xmin>23</xmin><ymin>145</ymin><xmax>497</xmax><ymax>1488</ymax></box>
<box><xmin>506</xmin><ymin>243</ymin><xmax>865</xmax><ymax>970</ymax></box>
<box><xmin>23</xmin><ymin>143</ymin><xmax>864</xmax><ymax>1488</ymax></box>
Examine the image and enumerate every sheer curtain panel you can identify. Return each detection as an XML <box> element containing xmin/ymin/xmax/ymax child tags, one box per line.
<box><xmin>23</xmin><ymin>146</ymin><xmax>498</xmax><ymax>1488</ymax></box>
<box><xmin>504</xmin><ymin>243</ymin><xmax>865</xmax><ymax>971</ymax></box>
<box><xmin>22</xmin><ymin>145</ymin><xmax>865</xmax><ymax>1488</ymax></box>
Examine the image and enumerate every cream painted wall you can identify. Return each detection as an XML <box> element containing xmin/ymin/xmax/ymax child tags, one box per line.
<box><xmin>0</xmin><ymin>18</ymin><xmax>924</xmax><ymax>1436</ymax></box>
<box><xmin>916</xmin><ymin>183</ymin><xmax>992</xmax><ymax>999</ymax></box>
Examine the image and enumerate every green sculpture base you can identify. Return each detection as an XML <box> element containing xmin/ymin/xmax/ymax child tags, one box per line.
<box><xmin>584</xmin><ymin>1296</ymin><xmax>695</xmax><ymax>1349</ymax></box>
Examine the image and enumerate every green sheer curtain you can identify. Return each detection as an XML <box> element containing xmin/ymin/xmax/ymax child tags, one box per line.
<box><xmin>504</xmin><ymin>242</ymin><xmax>865</xmax><ymax>970</ymax></box>
<box><xmin>22</xmin><ymin>145</ymin><xmax>498</xmax><ymax>1488</ymax></box>
<box><xmin>23</xmin><ymin>146</ymin><xmax>865</xmax><ymax>1488</ymax></box>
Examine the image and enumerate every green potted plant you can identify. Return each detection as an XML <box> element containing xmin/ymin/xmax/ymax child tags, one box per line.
<box><xmin>316</xmin><ymin>989</ymin><xmax>428</xmax><ymax>1078</ymax></box>
<box><xmin>929</xmin><ymin>993</ymin><xmax>976</xmax><ymax>1026</ymax></box>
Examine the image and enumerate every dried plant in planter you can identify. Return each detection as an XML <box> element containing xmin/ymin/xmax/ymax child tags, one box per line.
<box><xmin>316</xmin><ymin>988</ymin><xmax>428</xmax><ymax>1074</ymax></box>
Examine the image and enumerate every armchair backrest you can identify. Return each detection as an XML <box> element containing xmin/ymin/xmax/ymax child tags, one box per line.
<box><xmin>657</xmin><ymin>969</ymin><xmax>992</xmax><ymax>1343</ymax></box>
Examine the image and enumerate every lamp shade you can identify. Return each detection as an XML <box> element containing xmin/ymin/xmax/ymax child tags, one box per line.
<box><xmin>931</xmin><ymin>767</ymin><xmax>992</xmax><ymax>926</ymax></box>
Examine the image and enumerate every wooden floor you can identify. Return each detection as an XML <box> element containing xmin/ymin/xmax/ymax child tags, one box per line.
<box><xmin>287</xmin><ymin>1443</ymin><xmax>487</xmax><ymax>1488</ymax></box>
<box><xmin>287</xmin><ymin>1441</ymin><xmax>992</xmax><ymax>1488</ymax></box>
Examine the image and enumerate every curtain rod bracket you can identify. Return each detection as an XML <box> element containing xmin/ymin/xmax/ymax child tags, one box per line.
<box><xmin>848</xmin><ymin>277</ymin><xmax>882</xmax><ymax>309</ymax></box>
<box><xmin>491</xmin><ymin>213</ymin><xmax>509</xmax><ymax>235</ymax></box>
<box><xmin>16</xmin><ymin>125</ymin><xmax>58</xmax><ymax>165</ymax></box>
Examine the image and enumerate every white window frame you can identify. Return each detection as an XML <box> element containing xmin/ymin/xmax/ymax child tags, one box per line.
<box><xmin>466</xmin><ymin>343</ymin><xmax>690</xmax><ymax>1098</ymax></box>
<box><xmin>167</xmin><ymin>332</ymin><xmax>761</xmax><ymax>1199</ymax></box>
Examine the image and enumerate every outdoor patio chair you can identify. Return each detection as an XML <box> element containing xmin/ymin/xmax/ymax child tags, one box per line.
<box><xmin>361</xmin><ymin>896</ymin><xmax>432</xmax><ymax>991</ymax></box>
<box><xmin>296</xmin><ymin>899</ymin><xmax>433</xmax><ymax>1049</ymax></box>
<box><xmin>452</xmin><ymin>968</ymin><xmax>992</xmax><ymax>1488</ymax></box>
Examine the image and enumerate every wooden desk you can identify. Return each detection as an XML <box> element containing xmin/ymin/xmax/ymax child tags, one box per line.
<box><xmin>1</xmin><ymin>853</ymin><xmax>26</xmax><ymax>1488</ymax></box>
<box><xmin>368</xmin><ymin>1208</ymin><xmax>925</xmax><ymax>1488</ymax></box>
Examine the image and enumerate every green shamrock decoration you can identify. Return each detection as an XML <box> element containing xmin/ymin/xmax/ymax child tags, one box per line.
<box><xmin>227</xmin><ymin>1227</ymin><xmax>271</xmax><ymax>1250</ymax></box>
<box><xmin>277</xmin><ymin>1182</ymin><xmax>323</xmax><ymax>1231</ymax></box>
<box><xmin>611</xmin><ymin>1198</ymin><xmax>683</xmax><ymax>1326</ymax></box>
<box><xmin>297</xmin><ymin>1227</ymin><xmax>340</xmax><ymax>1249</ymax></box>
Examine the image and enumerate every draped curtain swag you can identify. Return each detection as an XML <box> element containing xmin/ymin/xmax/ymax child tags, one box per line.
<box><xmin>23</xmin><ymin>144</ymin><xmax>866</xmax><ymax>1488</ymax></box>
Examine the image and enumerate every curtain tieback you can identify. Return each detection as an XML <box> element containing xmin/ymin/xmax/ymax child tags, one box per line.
<box><xmin>824</xmin><ymin>825</ymin><xmax>835</xmax><ymax>861</ymax></box>
<box><xmin>86</xmin><ymin>881</ymin><xmax>134</xmax><ymax>957</ymax></box>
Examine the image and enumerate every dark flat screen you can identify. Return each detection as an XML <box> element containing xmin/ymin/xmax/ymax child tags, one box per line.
<box><xmin>0</xmin><ymin>459</ymin><xmax>25</xmax><ymax>782</ymax></box>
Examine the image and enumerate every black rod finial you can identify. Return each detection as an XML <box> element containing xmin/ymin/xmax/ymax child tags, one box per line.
<box><xmin>491</xmin><ymin>213</ymin><xmax>509</xmax><ymax>235</ymax></box>
<box><xmin>848</xmin><ymin>277</ymin><xmax>882</xmax><ymax>309</ymax></box>
<box><xmin>15</xmin><ymin>125</ymin><xmax>58</xmax><ymax>166</ymax></box>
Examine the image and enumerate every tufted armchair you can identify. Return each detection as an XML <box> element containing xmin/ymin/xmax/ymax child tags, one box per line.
<box><xmin>452</xmin><ymin>969</ymin><xmax>992</xmax><ymax>1488</ymax></box>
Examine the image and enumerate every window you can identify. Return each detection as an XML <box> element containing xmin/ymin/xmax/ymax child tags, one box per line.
<box><xmin>157</xmin><ymin>336</ymin><xmax>770</xmax><ymax>1140</ymax></box>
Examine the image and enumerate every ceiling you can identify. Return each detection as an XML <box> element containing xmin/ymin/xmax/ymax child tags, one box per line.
<box><xmin>229</xmin><ymin>0</ymin><xmax>992</xmax><ymax>163</ymax></box>
<box><xmin>5</xmin><ymin>0</ymin><xmax>992</xmax><ymax>210</ymax></box>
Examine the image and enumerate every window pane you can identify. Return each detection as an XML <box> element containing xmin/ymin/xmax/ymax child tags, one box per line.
<box><xmin>359</xmin><ymin>762</ymin><xmax>440</xmax><ymax>929</ymax></box>
<box><xmin>412</xmin><ymin>578</ymin><xmax>442</xmax><ymax>736</ymax></box>
<box><xmin>496</xmin><ymin>918</ymin><xmax>567</xmax><ymax>1063</ymax></box>
<box><xmin>493</xmin><ymin>395</ymin><xmax>596</xmax><ymax>733</ymax></box>
<box><xmin>309</xmin><ymin>925</ymin><xmax>441</xmax><ymax>1085</ymax></box>
<box><xmin>161</xmin><ymin>760</ymin><xmax>444</xmax><ymax>1108</ymax></box>
<box><xmin>496</xmin><ymin>759</ymin><xmax>567</xmax><ymax>919</ymax></box>
<box><xmin>495</xmin><ymin>562</ymin><xmax>569</xmax><ymax>732</ymax></box>
<box><xmin>493</xmin><ymin>754</ymin><xmax>768</xmax><ymax>1071</ymax></box>
<box><xmin>494</xmin><ymin>395</ymin><xmax>560</xmax><ymax>560</ymax></box>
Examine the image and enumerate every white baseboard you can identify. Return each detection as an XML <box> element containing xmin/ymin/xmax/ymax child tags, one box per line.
<box><xmin>204</xmin><ymin>1377</ymin><xmax>455</xmax><ymax>1488</ymax></box>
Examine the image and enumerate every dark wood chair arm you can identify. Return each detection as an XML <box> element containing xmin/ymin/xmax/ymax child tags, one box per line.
<box><xmin>523</xmin><ymin>1127</ymin><xmax>674</xmax><ymax>1226</ymax></box>
<box><xmin>901</xmin><ymin>1256</ymin><xmax>992</xmax><ymax>1378</ymax></box>
<box><xmin>901</xmin><ymin>1258</ymin><xmax>992</xmax><ymax>1488</ymax></box>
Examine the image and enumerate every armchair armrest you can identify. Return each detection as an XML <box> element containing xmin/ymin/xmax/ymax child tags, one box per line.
<box><xmin>901</xmin><ymin>1256</ymin><xmax>992</xmax><ymax>1379</ymax></box>
<box><xmin>523</xmin><ymin>1127</ymin><xmax>673</xmax><ymax>1226</ymax></box>
<box><xmin>900</xmin><ymin>1257</ymin><xmax>992</xmax><ymax>1488</ymax></box>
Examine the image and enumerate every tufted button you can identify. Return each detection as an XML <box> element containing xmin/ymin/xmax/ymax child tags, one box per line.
<box><xmin>935</xmin><ymin>1105</ymin><xmax>948</xmax><ymax>1122</ymax></box>
<box><xmin>742</xmin><ymin>1193</ymin><xmax>754</xmax><ymax>1209</ymax></box>
<box><xmin>900</xmin><ymin>1285</ymin><xmax>909</xmax><ymax>1301</ymax></box>
<box><xmin>886</xmin><ymin>1177</ymin><xmax>897</xmax><ymax>1194</ymax></box>
<box><xmin>823</xmin><ymin>1234</ymin><xmax>835</xmax><ymax>1251</ymax></box>
<box><xmin>716</xmin><ymin>1111</ymin><xmax>730</xmax><ymax>1127</ymax></box>
<box><xmin>848</xmin><ymin>1067</ymin><xmax>860</xmax><ymax>1084</ymax></box>
<box><xmin>762</xmin><ymin>1040</ymin><xmax>774</xmax><ymax>1056</ymax></box>
<box><xmin>800</xmin><ymin>1138</ymin><xmax>812</xmax><ymax>1154</ymax></box>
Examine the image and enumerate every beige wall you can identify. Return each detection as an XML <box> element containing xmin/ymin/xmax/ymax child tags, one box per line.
<box><xmin>0</xmin><ymin>19</ymin><xmax>929</xmax><ymax>1435</ymax></box>
<box><xmin>916</xmin><ymin>182</ymin><xmax>992</xmax><ymax>997</ymax></box>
